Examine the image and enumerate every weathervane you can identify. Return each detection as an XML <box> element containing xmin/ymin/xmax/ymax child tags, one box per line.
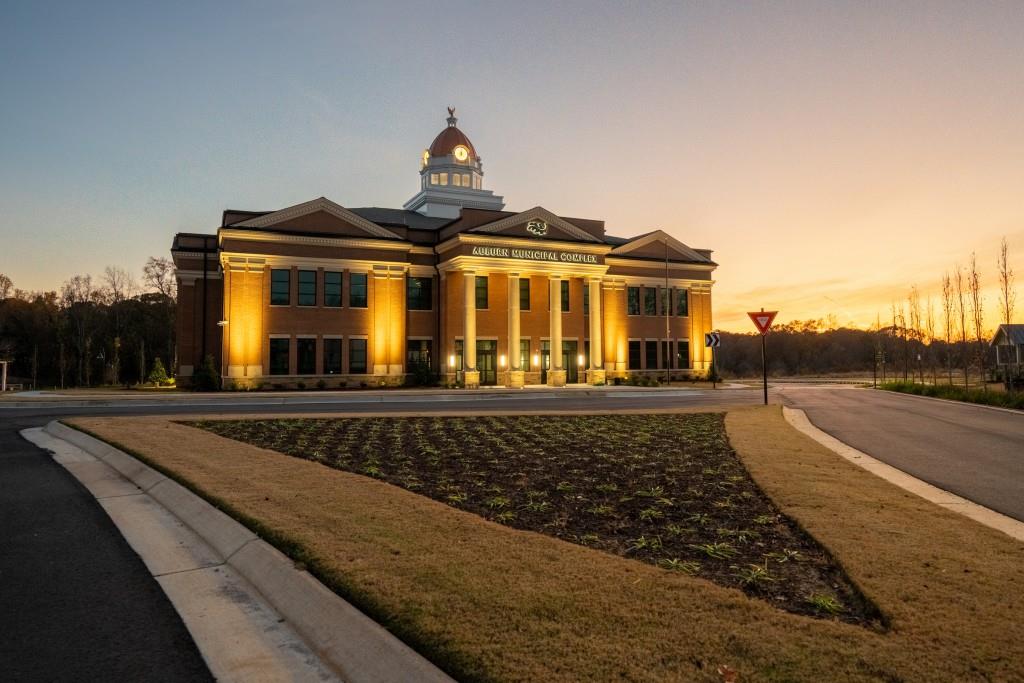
<box><xmin>446</xmin><ymin>106</ymin><xmax>457</xmax><ymax>126</ymax></box>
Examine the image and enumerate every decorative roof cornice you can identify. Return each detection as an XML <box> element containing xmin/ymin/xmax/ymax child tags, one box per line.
<box><xmin>233</xmin><ymin>197</ymin><xmax>401</xmax><ymax>240</ymax></box>
<box><xmin>469</xmin><ymin>206</ymin><xmax>602</xmax><ymax>243</ymax></box>
<box><xmin>219</xmin><ymin>228</ymin><xmax>413</xmax><ymax>252</ymax></box>
<box><xmin>609</xmin><ymin>230</ymin><xmax>713</xmax><ymax>263</ymax></box>
<box><xmin>435</xmin><ymin>232</ymin><xmax>613</xmax><ymax>256</ymax></box>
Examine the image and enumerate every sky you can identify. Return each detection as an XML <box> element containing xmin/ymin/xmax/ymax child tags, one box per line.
<box><xmin>1</xmin><ymin>1</ymin><xmax>1021</xmax><ymax>332</ymax></box>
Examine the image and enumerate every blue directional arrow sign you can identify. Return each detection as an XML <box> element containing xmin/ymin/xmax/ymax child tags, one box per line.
<box><xmin>704</xmin><ymin>332</ymin><xmax>721</xmax><ymax>348</ymax></box>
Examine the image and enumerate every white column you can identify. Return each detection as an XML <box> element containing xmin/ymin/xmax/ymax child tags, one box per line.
<box><xmin>509</xmin><ymin>273</ymin><xmax>521</xmax><ymax>369</ymax></box>
<box><xmin>464</xmin><ymin>271</ymin><xmax>476</xmax><ymax>370</ymax></box>
<box><xmin>589</xmin><ymin>278</ymin><xmax>603</xmax><ymax>370</ymax></box>
<box><xmin>549</xmin><ymin>276</ymin><xmax>562</xmax><ymax>370</ymax></box>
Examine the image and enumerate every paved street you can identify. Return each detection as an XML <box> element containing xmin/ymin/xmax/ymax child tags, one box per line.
<box><xmin>779</xmin><ymin>386</ymin><xmax>1024</xmax><ymax>522</ymax></box>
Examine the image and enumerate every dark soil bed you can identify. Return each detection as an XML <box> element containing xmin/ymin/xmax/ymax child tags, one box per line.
<box><xmin>188</xmin><ymin>413</ymin><xmax>880</xmax><ymax>625</ymax></box>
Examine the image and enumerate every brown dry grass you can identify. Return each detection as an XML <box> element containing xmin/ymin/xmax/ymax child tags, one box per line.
<box><xmin>69</xmin><ymin>407</ymin><xmax>1024</xmax><ymax>682</ymax></box>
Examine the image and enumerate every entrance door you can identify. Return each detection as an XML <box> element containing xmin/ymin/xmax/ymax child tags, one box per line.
<box><xmin>477</xmin><ymin>340</ymin><xmax>497</xmax><ymax>386</ymax></box>
<box><xmin>540</xmin><ymin>340</ymin><xmax>550</xmax><ymax>383</ymax></box>
<box><xmin>562</xmin><ymin>340</ymin><xmax>579</xmax><ymax>383</ymax></box>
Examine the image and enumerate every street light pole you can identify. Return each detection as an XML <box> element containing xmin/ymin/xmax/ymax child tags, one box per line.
<box><xmin>664</xmin><ymin>237</ymin><xmax>670</xmax><ymax>386</ymax></box>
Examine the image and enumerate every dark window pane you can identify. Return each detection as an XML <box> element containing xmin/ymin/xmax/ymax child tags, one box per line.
<box><xmin>583</xmin><ymin>285</ymin><xmax>589</xmax><ymax>315</ymax></box>
<box><xmin>406</xmin><ymin>339</ymin><xmax>432</xmax><ymax>369</ymax></box>
<box><xmin>660</xmin><ymin>288</ymin><xmax>668</xmax><ymax>316</ymax></box>
<box><xmin>297</xmin><ymin>338</ymin><xmax>316</xmax><ymax>374</ymax></box>
<box><xmin>454</xmin><ymin>339</ymin><xmax>464</xmax><ymax>371</ymax></box>
<box><xmin>349</xmin><ymin>338</ymin><xmax>367</xmax><ymax>373</ymax></box>
<box><xmin>520</xmin><ymin>339</ymin><xmax>530</xmax><ymax>371</ymax></box>
<box><xmin>323</xmin><ymin>338</ymin><xmax>342</xmax><ymax>374</ymax></box>
<box><xmin>298</xmin><ymin>270</ymin><xmax>316</xmax><ymax>306</ymax></box>
<box><xmin>271</xmin><ymin>269</ymin><xmax>290</xmax><ymax>306</ymax></box>
<box><xmin>677</xmin><ymin>341</ymin><xmax>690</xmax><ymax>369</ymax></box>
<box><xmin>645</xmin><ymin>340</ymin><xmax>659</xmax><ymax>369</ymax></box>
<box><xmin>269</xmin><ymin>338</ymin><xmax>290</xmax><ymax>375</ymax></box>
<box><xmin>407</xmin><ymin>277</ymin><xmax>432</xmax><ymax>311</ymax></box>
<box><xmin>676</xmin><ymin>289</ymin><xmax>689</xmax><ymax>316</ymax></box>
<box><xmin>644</xmin><ymin>288</ymin><xmax>656</xmax><ymax>316</ymax></box>
<box><xmin>560</xmin><ymin>280</ymin><xmax>569</xmax><ymax>312</ymax></box>
<box><xmin>324</xmin><ymin>272</ymin><xmax>342</xmax><ymax>307</ymax></box>
<box><xmin>519</xmin><ymin>278</ymin><xmax>530</xmax><ymax>311</ymax></box>
<box><xmin>350</xmin><ymin>273</ymin><xmax>367</xmax><ymax>308</ymax></box>
<box><xmin>627</xmin><ymin>287</ymin><xmax>640</xmax><ymax>315</ymax></box>
<box><xmin>662</xmin><ymin>340</ymin><xmax>671</xmax><ymax>369</ymax></box>
<box><xmin>628</xmin><ymin>340</ymin><xmax>641</xmax><ymax>370</ymax></box>
<box><xmin>475</xmin><ymin>275</ymin><xmax>488</xmax><ymax>309</ymax></box>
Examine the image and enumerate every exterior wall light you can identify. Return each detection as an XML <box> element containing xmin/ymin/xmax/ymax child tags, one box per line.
<box><xmin>217</xmin><ymin>320</ymin><xmax>228</xmax><ymax>327</ymax></box>
<box><xmin>499</xmin><ymin>354</ymin><xmax>507</xmax><ymax>368</ymax></box>
<box><xmin>448</xmin><ymin>354</ymin><xmax>456</xmax><ymax>368</ymax></box>
<box><xmin>532</xmin><ymin>354</ymin><xmax>540</xmax><ymax>367</ymax></box>
<box><xmin>577</xmin><ymin>353</ymin><xmax>585</xmax><ymax>367</ymax></box>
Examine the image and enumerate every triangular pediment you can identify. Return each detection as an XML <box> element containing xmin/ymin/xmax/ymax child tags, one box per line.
<box><xmin>610</xmin><ymin>230</ymin><xmax>711</xmax><ymax>263</ymax></box>
<box><xmin>468</xmin><ymin>206</ymin><xmax>602</xmax><ymax>243</ymax></box>
<box><xmin>234</xmin><ymin>197</ymin><xmax>401</xmax><ymax>240</ymax></box>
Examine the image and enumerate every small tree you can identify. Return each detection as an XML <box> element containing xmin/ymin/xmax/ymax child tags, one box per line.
<box><xmin>191</xmin><ymin>354</ymin><xmax>221</xmax><ymax>392</ymax></box>
<box><xmin>968</xmin><ymin>253</ymin><xmax>986</xmax><ymax>390</ymax></box>
<box><xmin>954</xmin><ymin>265</ymin><xmax>969</xmax><ymax>388</ymax></box>
<box><xmin>147</xmin><ymin>357</ymin><xmax>169</xmax><ymax>387</ymax></box>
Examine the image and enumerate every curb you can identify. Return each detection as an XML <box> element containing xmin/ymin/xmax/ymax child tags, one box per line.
<box><xmin>43</xmin><ymin>420</ymin><xmax>454</xmax><ymax>683</ymax></box>
<box><xmin>871</xmin><ymin>387</ymin><xmax>1024</xmax><ymax>416</ymax></box>
<box><xmin>782</xmin><ymin>407</ymin><xmax>1024</xmax><ymax>542</ymax></box>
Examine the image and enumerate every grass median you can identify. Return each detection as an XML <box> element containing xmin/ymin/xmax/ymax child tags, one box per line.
<box><xmin>68</xmin><ymin>407</ymin><xmax>1024</xmax><ymax>682</ymax></box>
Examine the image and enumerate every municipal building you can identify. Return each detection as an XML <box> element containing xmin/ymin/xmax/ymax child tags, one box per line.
<box><xmin>172</xmin><ymin>110</ymin><xmax>717</xmax><ymax>388</ymax></box>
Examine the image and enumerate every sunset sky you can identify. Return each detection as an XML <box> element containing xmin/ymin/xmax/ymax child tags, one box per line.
<box><xmin>1</xmin><ymin>1</ymin><xmax>1021</xmax><ymax>332</ymax></box>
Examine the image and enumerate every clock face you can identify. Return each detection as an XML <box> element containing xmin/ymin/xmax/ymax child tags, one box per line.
<box><xmin>453</xmin><ymin>145</ymin><xmax>469</xmax><ymax>162</ymax></box>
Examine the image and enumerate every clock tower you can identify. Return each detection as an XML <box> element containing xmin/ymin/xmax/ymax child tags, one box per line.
<box><xmin>403</xmin><ymin>108</ymin><xmax>505</xmax><ymax>219</ymax></box>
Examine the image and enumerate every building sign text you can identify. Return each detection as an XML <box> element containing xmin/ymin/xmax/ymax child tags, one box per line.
<box><xmin>471</xmin><ymin>245</ymin><xmax>598</xmax><ymax>264</ymax></box>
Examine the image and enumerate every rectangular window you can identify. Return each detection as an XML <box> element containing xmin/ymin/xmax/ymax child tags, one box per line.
<box><xmin>520</xmin><ymin>339</ymin><xmax>530</xmax><ymax>371</ymax></box>
<box><xmin>407</xmin><ymin>276</ymin><xmax>432</xmax><ymax>310</ymax></box>
<box><xmin>407</xmin><ymin>339</ymin><xmax>432</xmax><ymax>370</ymax></box>
<box><xmin>454</xmin><ymin>339</ymin><xmax>464</xmax><ymax>371</ymax></box>
<box><xmin>644</xmin><ymin>288</ymin><xmax>657</xmax><ymax>316</ymax></box>
<box><xmin>452</xmin><ymin>174</ymin><xmax>461</xmax><ymax>187</ymax></box>
<box><xmin>296</xmin><ymin>337</ymin><xmax>316</xmax><ymax>374</ymax></box>
<box><xmin>645</xmin><ymin>340</ymin><xmax>659</xmax><ymax>369</ymax></box>
<box><xmin>583</xmin><ymin>285</ymin><xmax>589</xmax><ymax>315</ymax></box>
<box><xmin>475</xmin><ymin>275</ymin><xmax>488</xmax><ymax>309</ymax></box>
<box><xmin>269</xmin><ymin>338</ymin><xmax>290</xmax><ymax>375</ymax></box>
<box><xmin>297</xmin><ymin>270</ymin><xmax>316</xmax><ymax>306</ymax></box>
<box><xmin>324</xmin><ymin>272</ymin><xmax>342</xmax><ymax>307</ymax></box>
<box><xmin>628</xmin><ymin>341</ymin><xmax>641</xmax><ymax>370</ymax></box>
<box><xmin>430</xmin><ymin>172</ymin><xmax>438</xmax><ymax>185</ymax></box>
<box><xmin>270</xmin><ymin>269</ymin><xmax>290</xmax><ymax>306</ymax></box>
<box><xmin>660</xmin><ymin>287</ymin><xmax>669</xmax><ymax>316</ymax></box>
<box><xmin>677</xmin><ymin>341</ymin><xmax>691</xmax><ymax>369</ymax></box>
<box><xmin>439</xmin><ymin>172</ymin><xmax>448</xmax><ymax>185</ymax></box>
<box><xmin>676</xmin><ymin>288</ymin><xmax>689</xmax><ymax>316</ymax></box>
<box><xmin>560</xmin><ymin>280</ymin><xmax>570</xmax><ymax>312</ymax></box>
<box><xmin>462</xmin><ymin>174</ymin><xmax>470</xmax><ymax>187</ymax></box>
<box><xmin>519</xmin><ymin>278</ymin><xmax>530</xmax><ymax>311</ymax></box>
<box><xmin>662</xmin><ymin>340</ymin><xmax>672</xmax><ymax>369</ymax></box>
<box><xmin>323</xmin><ymin>339</ymin><xmax>342</xmax><ymax>374</ymax></box>
<box><xmin>627</xmin><ymin>287</ymin><xmax>640</xmax><ymax>315</ymax></box>
<box><xmin>349</xmin><ymin>273</ymin><xmax>367</xmax><ymax>308</ymax></box>
<box><xmin>349</xmin><ymin>338</ymin><xmax>367</xmax><ymax>374</ymax></box>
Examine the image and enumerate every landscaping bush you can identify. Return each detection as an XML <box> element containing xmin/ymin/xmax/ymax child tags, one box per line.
<box><xmin>880</xmin><ymin>381</ymin><xmax>1024</xmax><ymax>410</ymax></box>
<box><xmin>316</xmin><ymin>379</ymin><xmax>327</xmax><ymax>390</ymax></box>
<box><xmin>146</xmin><ymin>357</ymin><xmax>169</xmax><ymax>387</ymax></box>
<box><xmin>190</xmin><ymin>354</ymin><xmax>221</xmax><ymax>392</ymax></box>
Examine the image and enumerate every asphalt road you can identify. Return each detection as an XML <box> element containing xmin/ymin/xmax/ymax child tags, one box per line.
<box><xmin>0</xmin><ymin>416</ymin><xmax>213</xmax><ymax>682</ymax></box>
<box><xmin>779</xmin><ymin>385</ymin><xmax>1024</xmax><ymax>522</ymax></box>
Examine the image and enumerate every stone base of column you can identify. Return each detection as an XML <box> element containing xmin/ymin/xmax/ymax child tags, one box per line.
<box><xmin>508</xmin><ymin>370</ymin><xmax>525</xmax><ymax>388</ymax></box>
<box><xmin>463</xmin><ymin>370</ymin><xmax>481</xmax><ymax>389</ymax></box>
<box><xmin>587</xmin><ymin>369</ymin><xmax>607</xmax><ymax>386</ymax></box>
<box><xmin>547</xmin><ymin>369</ymin><xmax>567</xmax><ymax>387</ymax></box>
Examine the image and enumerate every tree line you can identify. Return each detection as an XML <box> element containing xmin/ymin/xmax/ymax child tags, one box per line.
<box><xmin>0</xmin><ymin>258</ymin><xmax>177</xmax><ymax>389</ymax></box>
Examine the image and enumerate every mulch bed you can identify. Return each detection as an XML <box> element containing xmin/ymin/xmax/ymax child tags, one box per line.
<box><xmin>189</xmin><ymin>413</ymin><xmax>880</xmax><ymax>625</ymax></box>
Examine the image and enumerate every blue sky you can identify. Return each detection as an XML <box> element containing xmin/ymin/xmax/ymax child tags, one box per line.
<box><xmin>2</xmin><ymin>1</ymin><xmax>1022</xmax><ymax>329</ymax></box>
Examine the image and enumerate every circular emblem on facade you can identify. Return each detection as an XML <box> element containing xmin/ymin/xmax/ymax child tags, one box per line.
<box><xmin>527</xmin><ymin>219</ymin><xmax>548</xmax><ymax>236</ymax></box>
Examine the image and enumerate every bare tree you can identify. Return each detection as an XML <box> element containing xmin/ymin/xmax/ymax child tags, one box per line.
<box><xmin>968</xmin><ymin>253</ymin><xmax>986</xmax><ymax>390</ymax></box>
<box><xmin>0</xmin><ymin>273</ymin><xmax>13</xmax><ymax>300</ymax></box>
<box><xmin>908</xmin><ymin>286</ymin><xmax>923</xmax><ymax>382</ymax></box>
<box><xmin>954</xmin><ymin>265</ymin><xmax>969</xmax><ymax>388</ymax></box>
<box><xmin>997</xmin><ymin>236</ymin><xmax>1018</xmax><ymax>386</ymax></box>
<box><xmin>143</xmin><ymin>257</ymin><xmax>177</xmax><ymax>299</ymax></box>
<box><xmin>925</xmin><ymin>294</ymin><xmax>937</xmax><ymax>384</ymax></box>
<box><xmin>102</xmin><ymin>265</ymin><xmax>138</xmax><ymax>304</ymax></box>
<box><xmin>941</xmin><ymin>272</ymin><xmax>955</xmax><ymax>384</ymax></box>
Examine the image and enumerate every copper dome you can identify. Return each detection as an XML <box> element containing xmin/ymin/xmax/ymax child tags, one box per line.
<box><xmin>427</xmin><ymin>108</ymin><xmax>476</xmax><ymax>159</ymax></box>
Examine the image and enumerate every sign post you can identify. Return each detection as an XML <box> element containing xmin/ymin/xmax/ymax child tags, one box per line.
<box><xmin>704</xmin><ymin>332</ymin><xmax>721</xmax><ymax>389</ymax></box>
<box><xmin>747</xmin><ymin>310</ymin><xmax>778</xmax><ymax>405</ymax></box>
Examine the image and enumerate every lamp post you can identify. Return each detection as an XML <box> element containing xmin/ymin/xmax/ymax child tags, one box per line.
<box><xmin>217</xmin><ymin>320</ymin><xmax>228</xmax><ymax>382</ymax></box>
<box><xmin>664</xmin><ymin>236</ymin><xmax>670</xmax><ymax>386</ymax></box>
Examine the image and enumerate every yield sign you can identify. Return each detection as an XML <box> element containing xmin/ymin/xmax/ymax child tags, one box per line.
<box><xmin>747</xmin><ymin>310</ymin><xmax>778</xmax><ymax>335</ymax></box>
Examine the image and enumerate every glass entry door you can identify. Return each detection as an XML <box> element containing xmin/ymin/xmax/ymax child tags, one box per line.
<box><xmin>477</xmin><ymin>340</ymin><xmax>497</xmax><ymax>386</ymax></box>
<box><xmin>562</xmin><ymin>340</ymin><xmax>579</xmax><ymax>384</ymax></box>
<box><xmin>540</xmin><ymin>340</ymin><xmax>550</xmax><ymax>383</ymax></box>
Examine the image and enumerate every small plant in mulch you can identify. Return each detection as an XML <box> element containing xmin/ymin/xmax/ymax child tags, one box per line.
<box><xmin>186</xmin><ymin>413</ymin><xmax>882</xmax><ymax>625</ymax></box>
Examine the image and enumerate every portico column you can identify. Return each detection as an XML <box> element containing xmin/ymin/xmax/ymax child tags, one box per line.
<box><xmin>508</xmin><ymin>273</ymin><xmax>525</xmax><ymax>388</ymax></box>
<box><xmin>463</xmin><ymin>271</ymin><xmax>479</xmax><ymax>388</ymax></box>
<box><xmin>588</xmin><ymin>278</ymin><xmax>606</xmax><ymax>385</ymax></box>
<box><xmin>548</xmin><ymin>275</ymin><xmax>566</xmax><ymax>386</ymax></box>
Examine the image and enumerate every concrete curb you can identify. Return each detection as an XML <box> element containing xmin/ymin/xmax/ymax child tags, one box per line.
<box><xmin>871</xmin><ymin>386</ymin><xmax>1024</xmax><ymax>416</ymax></box>
<box><xmin>782</xmin><ymin>407</ymin><xmax>1024</xmax><ymax>542</ymax></box>
<box><xmin>43</xmin><ymin>420</ymin><xmax>454</xmax><ymax>683</ymax></box>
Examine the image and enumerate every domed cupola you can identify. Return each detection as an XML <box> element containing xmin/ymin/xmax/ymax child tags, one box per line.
<box><xmin>404</xmin><ymin>108</ymin><xmax>505</xmax><ymax>219</ymax></box>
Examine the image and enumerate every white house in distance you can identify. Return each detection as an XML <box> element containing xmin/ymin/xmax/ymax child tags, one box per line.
<box><xmin>991</xmin><ymin>324</ymin><xmax>1024</xmax><ymax>370</ymax></box>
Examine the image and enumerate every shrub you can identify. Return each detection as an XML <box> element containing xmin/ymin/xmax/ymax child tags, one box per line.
<box><xmin>296</xmin><ymin>381</ymin><xmax>306</xmax><ymax>390</ymax></box>
<box><xmin>316</xmin><ymin>379</ymin><xmax>327</xmax><ymax>390</ymax></box>
<box><xmin>191</xmin><ymin>355</ymin><xmax>221</xmax><ymax>392</ymax></box>
<box><xmin>880</xmin><ymin>381</ymin><xmax>1024</xmax><ymax>410</ymax></box>
<box><xmin>405</xmin><ymin>360</ymin><xmax>436</xmax><ymax>387</ymax></box>
<box><xmin>147</xmin><ymin>357</ymin><xmax>169</xmax><ymax>387</ymax></box>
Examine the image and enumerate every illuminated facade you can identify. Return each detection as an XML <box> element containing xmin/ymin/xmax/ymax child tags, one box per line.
<box><xmin>172</xmin><ymin>111</ymin><xmax>717</xmax><ymax>388</ymax></box>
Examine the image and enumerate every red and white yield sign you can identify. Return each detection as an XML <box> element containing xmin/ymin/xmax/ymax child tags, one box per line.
<box><xmin>747</xmin><ymin>310</ymin><xmax>778</xmax><ymax>335</ymax></box>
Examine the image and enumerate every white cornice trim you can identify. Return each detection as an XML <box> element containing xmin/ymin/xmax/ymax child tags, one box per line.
<box><xmin>436</xmin><ymin>233</ymin><xmax>613</xmax><ymax>256</ymax></box>
<box><xmin>609</xmin><ymin>230</ymin><xmax>712</xmax><ymax>263</ymax></box>
<box><xmin>603</xmin><ymin>275</ymin><xmax>714</xmax><ymax>289</ymax></box>
<box><xmin>437</xmin><ymin>255</ymin><xmax>608</xmax><ymax>277</ymax></box>
<box><xmin>220</xmin><ymin>251</ymin><xmax>404</xmax><ymax>273</ymax></box>
<box><xmin>605</xmin><ymin>256</ymin><xmax>716</xmax><ymax>272</ymax></box>
<box><xmin>232</xmin><ymin>197</ymin><xmax>402</xmax><ymax>240</ymax></box>
<box><xmin>469</xmin><ymin>206</ymin><xmax>602</xmax><ymax>243</ymax></box>
<box><xmin>219</xmin><ymin>228</ymin><xmax>414</xmax><ymax>252</ymax></box>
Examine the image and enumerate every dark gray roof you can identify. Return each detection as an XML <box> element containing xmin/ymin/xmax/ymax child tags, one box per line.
<box><xmin>349</xmin><ymin>207</ymin><xmax>452</xmax><ymax>230</ymax></box>
<box><xmin>603</xmin><ymin>235</ymin><xmax>631</xmax><ymax>246</ymax></box>
<box><xmin>992</xmin><ymin>324</ymin><xmax>1024</xmax><ymax>346</ymax></box>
